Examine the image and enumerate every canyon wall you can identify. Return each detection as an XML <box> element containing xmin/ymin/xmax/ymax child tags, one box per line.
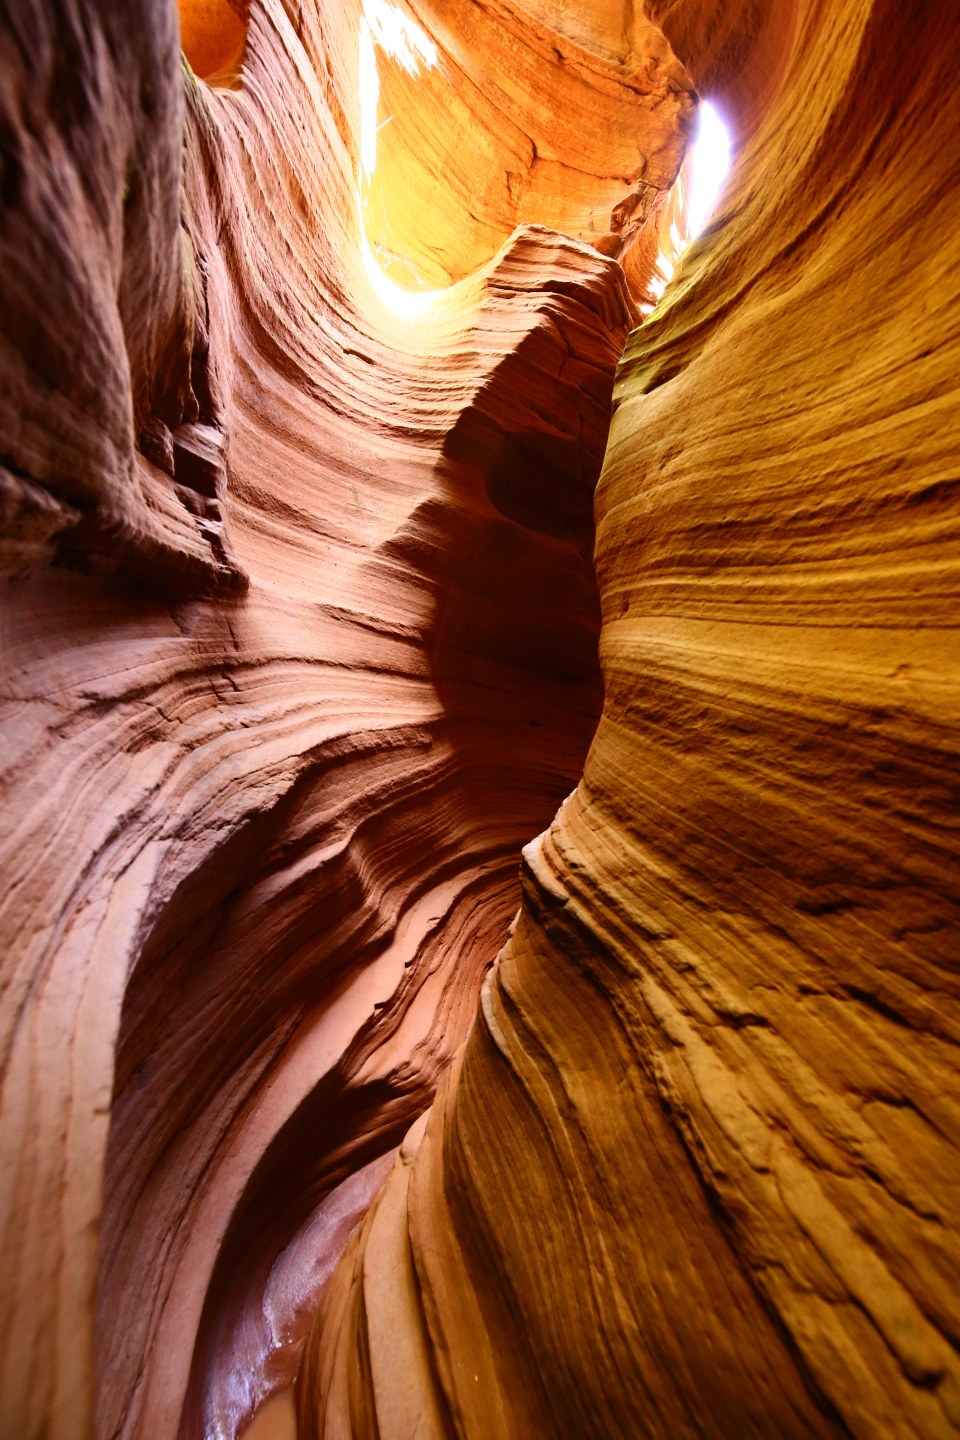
<box><xmin>299</xmin><ymin>0</ymin><xmax>960</xmax><ymax>1437</ymax></box>
<box><xmin>0</xmin><ymin>1</ymin><xmax>688</xmax><ymax>1437</ymax></box>
<box><xmin>0</xmin><ymin>0</ymin><xmax>957</xmax><ymax>1438</ymax></box>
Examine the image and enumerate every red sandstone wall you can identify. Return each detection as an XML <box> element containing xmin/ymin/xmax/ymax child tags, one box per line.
<box><xmin>298</xmin><ymin>1</ymin><xmax>960</xmax><ymax>1437</ymax></box>
<box><xmin>0</xmin><ymin>0</ymin><xmax>957</xmax><ymax>1438</ymax></box>
<box><xmin>0</xmin><ymin>3</ymin><xmax>689</xmax><ymax>1437</ymax></box>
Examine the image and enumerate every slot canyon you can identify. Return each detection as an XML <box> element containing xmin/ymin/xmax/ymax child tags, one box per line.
<box><xmin>0</xmin><ymin>0</ymin><xmax>957</xmax><ymax>1436</ymax></box>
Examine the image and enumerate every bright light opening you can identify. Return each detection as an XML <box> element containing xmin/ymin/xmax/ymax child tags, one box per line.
<box><xmin>358</xmin><ymin>0</ymin><xmax>445</xmax><ymax>316</ymax></box>
<box><xmin>687</xmin><ymin>102</ymin><xmax>731</xmax><ymax>240</ymax></box>
<box><xmin>645</xmin><ymin>101</ymin><xmax>730</xmax><ymax>308</ymax></box>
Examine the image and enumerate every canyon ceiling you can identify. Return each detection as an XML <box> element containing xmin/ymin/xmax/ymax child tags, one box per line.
<box><xmin>0</xmin><ymin>0</ymin><xmax>957</xmax><ymax>1438</ymax></box>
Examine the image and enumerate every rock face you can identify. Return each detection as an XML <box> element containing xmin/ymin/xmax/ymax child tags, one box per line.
<box><xmin>355</xmin><ymin>0</ymin><xmax>695</xmax><ymax>290</ymax></box>
<box><xmin>298</xmin><ymin>1</ymin><xmax>960</xmax><ymax>1438</ymax></box>
<box><xmin>0</xmin><ymin>4</ymin><xmax>957</xmax><ymax>1440</ymax></box>
<box><xmin>0</xmin><ymin>3</ymin><xmax>676</xmax><ymax>1439</ymax></box>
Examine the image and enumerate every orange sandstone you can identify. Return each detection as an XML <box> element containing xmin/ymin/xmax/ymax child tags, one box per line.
<box><xmin>0</xmin><ymin>2</ymin><xmax>956</xmax><ymax>1440</ymax></box>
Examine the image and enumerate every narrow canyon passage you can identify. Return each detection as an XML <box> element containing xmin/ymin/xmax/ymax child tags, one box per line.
<box><xmin>0</xmin><ymin>2</ymin><xmax>958</xmax><ymax>1440</ymax></box>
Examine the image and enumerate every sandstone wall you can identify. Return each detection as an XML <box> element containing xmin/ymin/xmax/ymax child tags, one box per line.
<box><xmin>0</xmin><ymin>0</ymin><xmax>957</xmax><ymax>1438</ymax></box>
<box><xmin>299</xmin><ymin>1</ymin><xmax>960</xmax><ymax>1437</ymax></box>
<box><xmin>0</xmin><ymin>2</ymin><xmax>689</xmax><ymax>1437</ymax></box>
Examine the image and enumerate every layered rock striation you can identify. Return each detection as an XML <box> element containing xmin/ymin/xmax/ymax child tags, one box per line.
<box><xmin>0</xmin><ymin>0</ymin><xmax>957</xmax><ymax>1439</ymax></box>
<box><xmin>299</xmin><ymin>1</ymin><xmax>960</xmax><ymax>1438</ymax></box>
<box><xmin>0</xmin><ymin>2</ymin><xmax>679</xmax><ymax>1438</ymax></box>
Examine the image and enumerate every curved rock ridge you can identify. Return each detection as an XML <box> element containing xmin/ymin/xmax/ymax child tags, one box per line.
<box><xmin>297</xmin><ymin>0</ymin><xmax>960</xmax><ymax>1437</ymax></box>
<box><xmin>97</xmin><ymin>206</ymin><xmax>637</xmax><ymax>1438</ymax></box>
<box><xmin>0</xmin><ymin>2</ymin><xmax>685</xmax><ymax>1439</ymax></box>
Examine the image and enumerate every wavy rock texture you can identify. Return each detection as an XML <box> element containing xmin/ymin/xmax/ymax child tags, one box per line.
<box><xmin>299</xmin><ymin>2</ymin><xmax>960</xmax><ymax>1439</ymax></box>
<box><xmin>0</xmin><ymin>2</ymin><xmax>689</xmax><ymax>1439</ymax></box>
<box><xmin>1</xmin><ymin>0</ymin><xmax>957</xmax><ymax>1439</ymax></box>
